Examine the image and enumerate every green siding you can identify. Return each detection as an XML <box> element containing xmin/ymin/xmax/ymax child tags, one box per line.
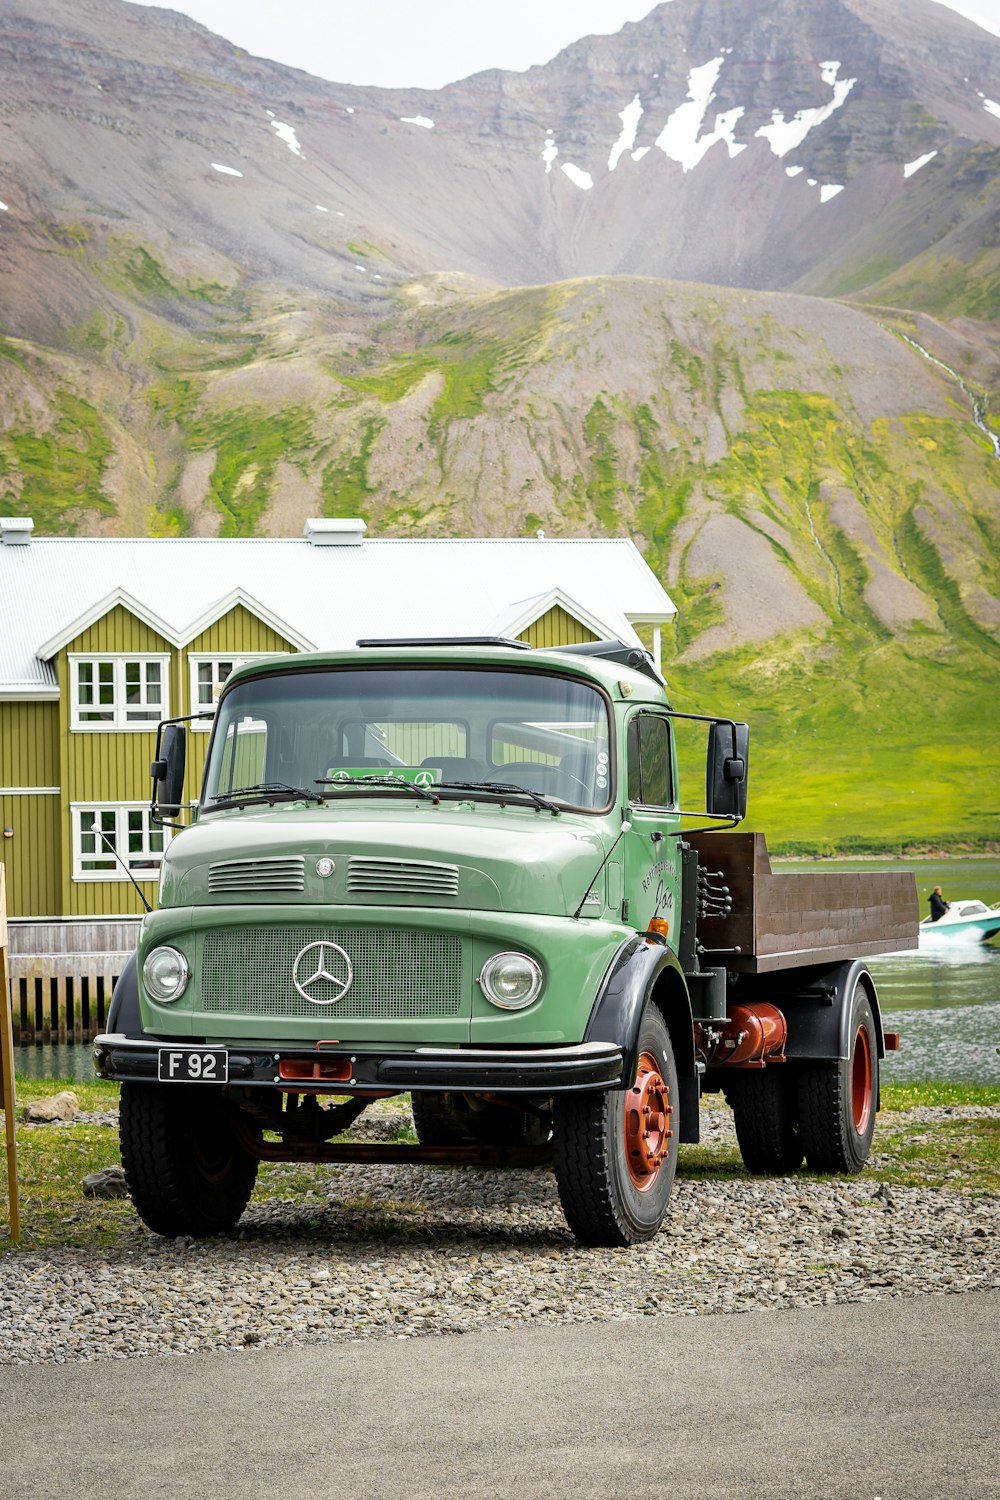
<box><xmin>185</xmin><ymin>605</ymin><xmax>292</xmax><ymax>657</ymax></box>
<box><xmin>0</xmin><ymin>701</ymin><xmax>62</xmax><ymax>917</ymax></box>
<box><xmin>0</xmin><ymin>700</ymin><xmax>60</xmax><ymax>786</ymax></box>
<box><xmin>0</xmin><ymin>793</ymin><xmax>61</xmax><ymax>917</ymax></box>
<box><xmin>518</xmin><ymin>606</ymin><xmax>599</xmax><ymax>648</ymax></box>
<box><xmin>58</xmin><ymin>607</ymin><xmax>171</xmax><ymax>917</ymax></box>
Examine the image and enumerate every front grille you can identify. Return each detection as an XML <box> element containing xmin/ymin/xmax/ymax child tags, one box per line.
<box><xmin>201</xmin><ymin>926</ymin><xmax>463</xmax><ymax>1019</ymax></box>
<box><xmin>208</xmin><ymin>857</ymin><xmax>305</xmax><ymax>894</ymax></box>
<box><xmin>347</xmin><ymin>856</ymin><xmax>459</xmax><ymax>898</ymax></box>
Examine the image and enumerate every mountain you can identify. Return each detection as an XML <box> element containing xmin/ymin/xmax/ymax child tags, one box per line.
<box><xmin>2</xmin><ymin>0</ymin><xmax>999</xmax><ymax>314</ymax></box>
<box><xmin>0</xmin><ymin>0</ymin><xmax>998</xmax><ymax>850</ymax></box>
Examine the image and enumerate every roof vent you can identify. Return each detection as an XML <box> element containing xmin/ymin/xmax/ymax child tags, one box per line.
<box><xmin>0</xmin><ymin>516</ymin><xmax>33</xmax><ymax>546</ymax></box>
<box><xmin>304</xmin><ymin>517</ymin><xmax>367</xmax><ymax>547</ymax></box>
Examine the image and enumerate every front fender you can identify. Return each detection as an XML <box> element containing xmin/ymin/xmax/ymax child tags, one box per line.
<box><xmin>105</xmin><ymin>953</ymin><xmax>144</xmax><ymax>1037</ymax></box>
<box><xmin>584</xmin><ymin>937</ymin><xmax>699</xmax><ymax>1142</ymax></box>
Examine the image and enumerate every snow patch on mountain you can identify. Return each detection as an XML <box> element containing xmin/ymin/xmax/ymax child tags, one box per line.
<box><xmin>755</xmin><ymin>61</ymin><xmax>856</xmax><ymax>157</ymax></box>
<box><xmin>820</xmin><ymin>183</ymin><xmax>844</xmax><ymax>202</ymax></box>
<box><xmin>401</xmin><ymin>115</ymin><xmax>434</xmax><ymax>129</ymax></box>
<box><xmin>609</xmin><ymin>95</ymin><xmax>643</xmax><ymax>170</ymax></box>
<box><xmin>542</xmin><ymin>136</ymin><xmax>558</xmax><ymax>173</ymax></box>
<box><xmin>211</xmin><ymin>163</ymin><xmax>243</xmax><ymax>176</ymax></box>
<box><xmin>271</xmin><ymin>121</ymin><xmax>303</xmax><ymax>157</ymax></box>
<box><xmin>654</xmin><ymin>57</ymin><xmax>746</xmax><ymax>172</ymax></box>
<box><xmin>904</xmin><ymin>150</ymin><xmax>938</xmax><ymax>177</ymax></box>
<box><xmin>562</xmin><ymin>163</ymin><xmax>594</xmax><ymax>190</ymax></box>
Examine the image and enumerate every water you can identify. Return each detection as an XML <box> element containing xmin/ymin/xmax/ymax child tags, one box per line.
<box><xmin>12</xmin><ymin>859</ymin><xmax>1000</xmax><ymax>1086</ymax></box>
<box><xmin>782</xmin><ymin>857</ymin><xmax>1000</xmax><ymax>1085</ymax></box>
<box><xmin>12</xmin><ymin>1041</ymin><xmax>98</xmax><ymax>1085</ymax></box>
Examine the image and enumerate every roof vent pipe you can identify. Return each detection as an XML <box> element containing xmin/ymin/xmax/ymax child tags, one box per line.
<box><xmin>304</xmin><ymin>518</ymin><xmax>367</xmax><ymax>547</ymax></box>
<box><xmin>0</xmin><ymin>517</ymin><xmax>34</xmax><ymax>546</ymax></box>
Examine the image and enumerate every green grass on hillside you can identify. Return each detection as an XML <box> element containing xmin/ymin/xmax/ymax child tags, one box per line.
<box><xmin>666</xmin><ymin>632</ymin><xmax>1000</xmax><ymax>852</ymax></box>
<box><xmin>186</xmin><ymin>405</ymin><xmax>315</xmax><ymax>535</ymax></box>
<box><xmin>0</xmin><ymin>389</ymin><xmax>114</xmax><ymax>530</ymax></box>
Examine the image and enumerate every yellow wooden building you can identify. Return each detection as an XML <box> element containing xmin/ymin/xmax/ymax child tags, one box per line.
<box><xmin>0</xmin><ymin>516</ymin><xmax>675</xmax><ymax>933</ymax></box>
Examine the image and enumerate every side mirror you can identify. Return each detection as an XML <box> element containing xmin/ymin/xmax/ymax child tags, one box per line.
<box><xmin>706</xmin><ymin>721</ymin><xmax>749</xmax><ymax>821</ymax></box>
<box><xmin>151</xmin><ymin>723</ymin><xmax>186</xmax><ymax>819</ymax></box>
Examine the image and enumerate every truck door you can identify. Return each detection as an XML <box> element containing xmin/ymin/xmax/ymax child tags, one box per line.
<box><xmin>621</xmin><ymin>712</ymin><xmax>681</xmax><ymax>948</ymax></box>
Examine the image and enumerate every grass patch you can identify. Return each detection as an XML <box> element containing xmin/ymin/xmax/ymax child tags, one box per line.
<box><xmin>869</xmin><ymin>1116</ymin><xmax>1000</xmax><ymax>1193</ymax></box>
<box><xmin>6</xmin><ymin>1077</ymin><xmax>125</xmax><ymax>1250</ymax></box>
<box><xmin>881</xmin><ymin>1082</ymin><xmax>1000</xmax><ymax>1110</ymax></box>
<box><xmin>186</xmin><ymin>404</ymin><xmax>315</xmax><ymax>534</ymax></box>
<box><xmin>321</xmin><ymin>413</ymin><xmax>384</xmax><ymax>514</ymax></box>
<box><xmin>583</xmin><ymin>397</ymin><xmax>623</xmax><ymax>529</ymax></box>
<box><xmin>0</xmin><ymin>389</ymin><xmax>114</xmax><ymax>530</ymax></box>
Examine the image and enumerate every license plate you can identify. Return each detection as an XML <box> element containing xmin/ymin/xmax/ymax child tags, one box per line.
<box><xmin>157</xmin><ymin>1047</ymin><xmax>229</xmax><ymax>1083</ymax></box>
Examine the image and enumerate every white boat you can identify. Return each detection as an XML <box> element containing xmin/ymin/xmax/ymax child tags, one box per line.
<box><xmin>919</xmin><ymin>899</ymin><xmax>1000</xmax><ymax>943</ymax></box>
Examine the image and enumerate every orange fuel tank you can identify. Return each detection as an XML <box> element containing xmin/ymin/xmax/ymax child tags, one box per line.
<box><xmin>714</xmin><ymin>1002</ymin><xmax>787</xmax><ymax>1067</ymax></box>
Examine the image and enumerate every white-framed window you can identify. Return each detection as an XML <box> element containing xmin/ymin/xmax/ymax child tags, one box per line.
<box><xmin>71</xmin><ymin>803</ymin><xmax>169</xmax><ymax>881</ymax></box>
<box><xmin>69</xmin><ymin>654</ymin><xmax>171</xmax><ymax>730</ymax></box>
<box><xmin>188</xmin><ymin>654</ymin><xmax>278</xmax><ymax>727</ymax></box>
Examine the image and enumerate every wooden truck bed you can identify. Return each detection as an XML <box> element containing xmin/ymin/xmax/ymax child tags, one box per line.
<box><xmin>686</xmin><ymin>832</ymin><xmax>919</xmax><ymax>973</ymax></box>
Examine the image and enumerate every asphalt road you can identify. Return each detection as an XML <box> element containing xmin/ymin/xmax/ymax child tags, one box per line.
<box><xmin>2</xmin><ymin>1291</ymin><xmax>998</xmax><ymax>1499</ymax></box>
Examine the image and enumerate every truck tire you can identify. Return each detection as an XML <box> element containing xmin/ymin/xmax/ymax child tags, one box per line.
<box><xmin>727</xmin><ymin>1071</ymin><xmax>804</xmax><ymax>1175</ymax></box>
<box><xmin>411</xmin><ymin>1092</ymin><xmax>550</xmax><ymax>1148</ymax></box>
<box><xmin>409</xmin><ymin>1091</ymin><xmax>472</xmax><ymax>1146</ymax></box>
<box><xmin>796</xmin><ymin>983</ymin><xmax>878</xmax><ymax>1173</ymax></box>
<box><xmin>119</xmin><ymin>1082</ymin><xmax>258</xmax><ymax>1237</ymax></box>
<box><xmin>552</xmin><ymin>1005</ymin><xmax>678</xmax><ymax>1247</ymax></box>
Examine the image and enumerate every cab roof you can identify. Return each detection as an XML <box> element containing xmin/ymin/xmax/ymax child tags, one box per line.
<box><xmin>225</xmin><ymin>637</ymin><xmax>667</xmax><ymax>703</ymax></box>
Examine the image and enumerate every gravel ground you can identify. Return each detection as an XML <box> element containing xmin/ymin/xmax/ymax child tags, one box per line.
<box><xmin>2</xmin><ymin>1104</ymin><xmax>997</xmax><ymax>1365</ymax></box>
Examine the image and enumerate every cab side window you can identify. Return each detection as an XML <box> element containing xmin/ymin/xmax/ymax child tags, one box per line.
<box><xmin>626</xmin><ymin>715</ymin><xmax>672</xmax><ymax>807</ymax></box>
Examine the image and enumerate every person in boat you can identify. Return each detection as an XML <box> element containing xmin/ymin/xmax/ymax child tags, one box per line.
<box><xmin>928</xmin><ymin>886</ymin><xmax>950</xmax><ymax>922</ymax></box>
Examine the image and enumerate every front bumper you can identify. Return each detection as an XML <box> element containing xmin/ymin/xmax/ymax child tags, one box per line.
<box><xmin>93</xmin><ymin>1034</ymin><xmax>625</xmax><ymax>1094</ymax></box>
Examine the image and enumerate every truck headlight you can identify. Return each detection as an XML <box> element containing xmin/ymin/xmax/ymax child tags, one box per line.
<box><xmin>143</xmin><ymin>946</ymin><xmax>190</xmax><ymax>1003</ymax></box>
<box><xmin>478</xmin><ymin>951</ymin><xmax>543</xmax><ymax>1010</ymax></box>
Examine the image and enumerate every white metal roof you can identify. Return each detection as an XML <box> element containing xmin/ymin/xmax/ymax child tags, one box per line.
<box><xmin>0</xmin><ymin>532</ymin><xmax>675</xmax><ymax>695</ymax></box>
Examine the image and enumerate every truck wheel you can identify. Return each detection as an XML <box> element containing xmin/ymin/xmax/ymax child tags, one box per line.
<box><xmin>796</xmin><ymin>983</ymin><xmax>878</xmax><ymax>1173</ymax></box>
<box><xmin>409</xmin><ymin>1091</ymin><xmax>472</xmax><ymax>1146</ymax></box>
<box><xmin>119</xmin><ymin>1082</ymin><xmax>258</xmax><ymax>1237</ymax></box>
<box><xmin>552</xmin><ymin>1005</ymin><xmax>678</xmax><ymax>1246</ymax></box>
<box><xmin>727</xmin><ymin>1071</ymin><xmax>803</xmax><ymax>1175</ymax></box>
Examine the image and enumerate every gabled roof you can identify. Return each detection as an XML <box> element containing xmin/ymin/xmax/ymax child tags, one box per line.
<box><xmin>37</xmin><ymin>585</ymin><xmax>318</xmax><ymax>658</ymax></box>
<box><xmin>0</xmin><ymin>532</ymin><xmax>675</xmax><ymax>693</ymax></box>
<box><xmin>488</xmin><ymin>586</ymin><xmax>618</xmax><ymax>643</ymax></box>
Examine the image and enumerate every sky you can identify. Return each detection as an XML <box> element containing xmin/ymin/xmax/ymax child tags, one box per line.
<box><xmin>128</xmin><ymin>0</ymin><xmax>1000</xmax><ymax>88</ymax></box>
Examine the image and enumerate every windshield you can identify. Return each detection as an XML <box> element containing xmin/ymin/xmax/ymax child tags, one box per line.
<box><xmin>201</xmin><ymin>665</ymin><xmax>612</xmax><ymax>811</ymax></box>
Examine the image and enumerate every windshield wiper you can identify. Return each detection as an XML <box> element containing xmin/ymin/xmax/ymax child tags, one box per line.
<box><xmin>211</xmin><ymin>782</ymin><xmax>325</xmax><ymax>809</ymax></box>
<box><xmin>315</xmin><ymin>774</ymin><xmax>439</xmax><ymax>803</ymax></box>
<box><xmin>435</xmin><ymin>780</ymin><xmax>561</xmax><ymax>815</ymax></box>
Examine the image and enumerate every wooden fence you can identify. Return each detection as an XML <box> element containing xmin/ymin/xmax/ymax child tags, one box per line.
<box><xmin>6</xmin><ymin>920</ymin><xmax>139</xmax><ymax>1044</ymax></box>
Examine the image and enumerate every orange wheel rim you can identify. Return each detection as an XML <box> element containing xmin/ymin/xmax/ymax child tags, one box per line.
<box><xmin>625</xmin><ymin>1050</ymin><xmax>674</xmax><ymax>1191</ymax></box>
<box><xmin>851</xmin><ymin>1024</ymin><xmax>873</xmax><ymax>1134</ymax></box>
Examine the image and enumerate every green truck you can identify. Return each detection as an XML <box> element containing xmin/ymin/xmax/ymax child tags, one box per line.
<box><xmin>94</xmin><ymin>638</ymin><xmax>917</xmax><ymax>1246</ymax></box>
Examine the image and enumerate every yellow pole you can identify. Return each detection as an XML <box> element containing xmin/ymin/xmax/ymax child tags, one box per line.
<box><xmin>0</xmin><ymin>865</ymin><xmax>20</xmax><ymax>1243</ymax></box>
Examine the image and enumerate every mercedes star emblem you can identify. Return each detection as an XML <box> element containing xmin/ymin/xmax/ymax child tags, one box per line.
<box><xmin>292</xmin><ymin>939</ymin><xmax>354</xmax><ymax>1005</ymax></box>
